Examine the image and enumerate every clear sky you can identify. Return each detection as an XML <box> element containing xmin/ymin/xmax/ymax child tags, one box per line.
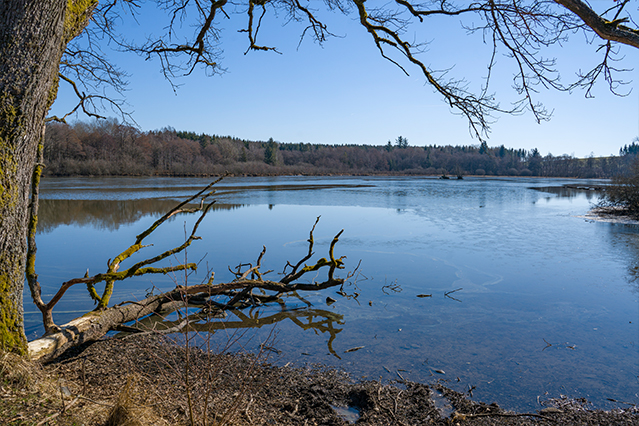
<box><xmin>50</xmin><ymin>3</ymin><xmax>639</xmax><ymax>159</ymax></box>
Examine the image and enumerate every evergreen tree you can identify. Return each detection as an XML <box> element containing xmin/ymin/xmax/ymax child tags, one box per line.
<box><xmin>265</xmin><ymin>138</ymin><xmax>279</xmax><ymax>166</ymax></box>
<box><xmin>395</xmin><ymin>136</ymin><xmax>409</xmax><ymax>148</ymax></box>
<box><xmin>620</xmin><ymin>139</ymin><xmax>639</xmax><ymax>156</ymax></box>
<box><xmin>528</xmin><ymin>148</ymin><xmax>543</xmax><ymax>176</ymax></box>
<box><xmin>479</xmin><ymin>141</ymin><xmax>489</xmax><ymax>155</ymax></box>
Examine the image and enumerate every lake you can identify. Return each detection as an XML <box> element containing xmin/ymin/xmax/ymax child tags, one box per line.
<box><xmin>27</xmin><ymin>176</ymin><xmax>639</xmax><ymax>412</ymax></box>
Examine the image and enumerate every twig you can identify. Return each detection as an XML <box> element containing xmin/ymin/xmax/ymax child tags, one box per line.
<box><xmin>36</xmin><ymin>397</ymin><xmax>80</xmax><ymax>426</ymax></box>
<box><xmin>444</xmin><ymin>287</ymin><xmax>463</xmax><ymax>302</ymax></box>
<box><xmin>259</xmin><ymin>343</ymin><xmax>282</xmax><ymax>355</ymax></box>
<box><xmin>245</xmin><ymin>395</ymin><xmax>254</xmax><ymax>423</ymax></box>
<box><xmin>82</xmin><ymin>357</ymin><xmax>87</xmax><ymax>395</ymax></box>
<box><xmin>121</xmin><ymin>319</ymin><xmax>189</xmax><ymax>339</ymax></box>
<box><xmin>394</xmin><ymin>389</ymin><xmax>403</xmax><ymax>416</ymax></box>
<box><xmin>77</xmin><ymin>395</ymin><xmax>114</xmax><ymax>407</ymax></box>
<box><xmin>606</xmin><ymin>398</ymin><xmax>637</xmax><ymax>406</ymax></box>
<box><xmin>60</xmin><ymin>384</ymin><xmax>66</xmax><ymax>413</ymax></box>
<box><xmin>455</xmin><ymin>411</ymin><xmax>555</xmax><ymax>421</ymax></box>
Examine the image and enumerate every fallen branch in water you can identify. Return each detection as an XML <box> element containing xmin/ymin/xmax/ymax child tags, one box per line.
<box><xmin>28</xmin><ymin>213</ymin><xmax>351</xmax><ymax>363</ymax></box>
<box><xmin>26</xmin><ymin>177</ymin><xmax>224</xmax><ymax>335</ymax></box>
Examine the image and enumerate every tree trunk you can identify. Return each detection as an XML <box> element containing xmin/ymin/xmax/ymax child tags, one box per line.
<box><xmin>0</xmin><ymin>1</ymin><xmax>67</xmax><ymax>354</ymax></box>
<box><xmin>28</xmin><ymin>270</ymin><xmax>346</xmax><ymax>363</ymax></box>
<box><xmin>28</xmin><ymin>293</ymin><xmax>170</xmax><ymax>363</ymax></box>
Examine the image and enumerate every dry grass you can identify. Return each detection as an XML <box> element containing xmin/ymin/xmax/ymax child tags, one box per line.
<box><xmin>1</xmin><ymin>350</ymin><xmax>46</xmax><ymax>392</ymax></box>
<box><xmin>1</xmin><ymin>348</ymin><xmax>171</xmax><ymax>426</ymax></box>
<box><xmin>0</xmin><ymin>349</ymin><xmax>64</xmax><ymax>425</ymax></box>
<box><xmin>4</xmin><ymin>339</ymin><xmax>639</xmax><ymax>426</ymax></box>
<box><xmin>105</xmin><ymin>375</ymin><xmax>167</xmax><ymax>426</ymax></box>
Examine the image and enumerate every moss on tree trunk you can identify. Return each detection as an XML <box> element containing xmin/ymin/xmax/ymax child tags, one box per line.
<box><xmin>0</xmin><ymin>0</ymin><xmax>94</xmax><ymax>354</ymax></box>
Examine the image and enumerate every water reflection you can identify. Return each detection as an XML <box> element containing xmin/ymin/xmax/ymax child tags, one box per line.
<box><xmin>128</xmin><ymin>301</ymin><xmax>345</xmax><ymax>357</ymax></box>
<box><xmin>37</xmin><ymin>199</ymin><xmax>245</xmax><ymax>233</ymax></box>
<box><xmin>39</xmin><ymin>177</ymin><xmax>375</xmax><ymax>200</ymax></box>
<box><xmin>532</xmin><ymin>185</ymin><xmax>602</xmax><ymax>200</ymax></box>
<box><xmin>603</xmin><ymin>222</ymin><xmax>639</xmax><ymax>290</ymax></box>
<box><xmin>33</xmin><ymin>176</ymin><xmax>638</xmax><ymax>412</ymax></box>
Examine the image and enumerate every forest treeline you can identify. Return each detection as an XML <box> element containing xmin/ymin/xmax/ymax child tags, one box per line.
<box><xmin>43</xmin><ymin>120</ymin><xmax>635</xmax><ymax>178</ymax></box>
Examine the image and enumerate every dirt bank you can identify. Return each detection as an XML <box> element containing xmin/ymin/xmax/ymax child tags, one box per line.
<box><xmin>3</xmin><ymin>336</ymin><xmax>636</xmax><ymax>425</ymax></box>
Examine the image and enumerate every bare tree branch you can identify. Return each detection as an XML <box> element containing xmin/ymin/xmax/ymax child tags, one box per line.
<box><xmin>27</xmin><ymin>195</ymin><xmax>352</xmax><ymax>362</ymax></box>
<box><xmin>241</xmin><ymin>0</ymin><xmax>281</xmax><ymax>53</ymax></box>
<box><xmin>51</xmin><ymin>0</ymin><xmax>639</xmax><ymax>145</ymax></box>
<box><xmin>555</xmin><ymin>0</ymin><xmax>639</xmax><ymax>49</ymax></box>
<box><xmin>27</xmin><ymin>177</ymin><xmax>224</xmax><ymax>334</ymax></box>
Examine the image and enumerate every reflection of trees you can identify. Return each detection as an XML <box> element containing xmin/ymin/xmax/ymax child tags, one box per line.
<box><xmin>532</xmin><ymin>186</ymin><xmax>601</xmax><ymax>201</ymax></box>
<box><xmin>132</xmin><ymin>303</ymin><xmax>345</xmax><ymax>357</ymax></box>
<box><xmin>605</xmin><ymin>224</ymin><xmax>639</xmax><ymax>291</ymax></box>
<box><xmin>37</xmin><ymin>199</ymin><xmax>245</xmax><ymax>233</ymax></box>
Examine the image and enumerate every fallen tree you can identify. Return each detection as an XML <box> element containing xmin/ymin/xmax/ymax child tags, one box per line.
<box><xmin>27</xmin><ymin>180</ymin><xmax>351</xmax><ymax>363</ymax></box>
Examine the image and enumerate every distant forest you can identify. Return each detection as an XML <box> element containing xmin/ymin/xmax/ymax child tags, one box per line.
<box><xmin>43</xmin><ymin>120</ymin><xmax>636</xmax><ymax>178</ymax></box>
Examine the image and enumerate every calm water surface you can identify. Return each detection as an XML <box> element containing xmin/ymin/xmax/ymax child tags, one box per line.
<box><xmin>28</xmin><ymin>176</ymin><xmax>639</xmax><ymax>411</ymax></box>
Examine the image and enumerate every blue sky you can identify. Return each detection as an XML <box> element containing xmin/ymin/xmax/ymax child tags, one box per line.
<box><xmin>50</xmin><ymin>3</ymin><xmax>639</xmax><ymax>158</ymax></box>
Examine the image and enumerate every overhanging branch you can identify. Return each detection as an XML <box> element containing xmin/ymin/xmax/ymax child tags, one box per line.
<box><xmin>554</xmin><ymin>0</ymin><xmax>639</xmax><ymax>49</ymax></box>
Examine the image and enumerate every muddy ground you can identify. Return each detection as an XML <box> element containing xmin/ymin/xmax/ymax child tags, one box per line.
<box><xmin>3</xmin><ymin>335</ymin><xmax>636</xmax><ymax>425</ymax></box>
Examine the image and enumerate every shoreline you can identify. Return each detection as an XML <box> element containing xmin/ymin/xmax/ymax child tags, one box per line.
<box><xmin>10</xmin><ymin>179</ymin><xmax>636</xmax><ymax>424</ymax></box>
<box><xmin>4</xmin><ymin>336</ymin><xmax>636</xmax><ymax>425</ymax></box>
<box><xmin>578</xmin><ymin>206</ymin><xmax>639</xmax><ymax>226</ymax></box>
<box><xmin>39</xmin><ymin>172</ymin><xmax>613</xmax><ymax>179</ymax></box>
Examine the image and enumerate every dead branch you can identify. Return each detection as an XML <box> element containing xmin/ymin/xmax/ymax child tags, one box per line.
<box><xmin>452</xmin><ymin>411</ymin><xmax>554</xmax><ymax>422</ymax></box>
<box><xmin>28</xmin><ymin>280</ymin><xmax>347</xmax><ymax>363</ymax></box>
<box><xmin>28</xmin><ymin>177</ymin><xmax>224</xmax><ymax>335</ymax></box>
<box><xmin>28</xmin><ymin>208</ymin><xmax>352</xmax><ymax>363</ymax></box>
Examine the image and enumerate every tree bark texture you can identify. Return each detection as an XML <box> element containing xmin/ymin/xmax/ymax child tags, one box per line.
<box><xmin>28</xmin><ymin>293</ymin><xmax>169</xmax><ymax>363</ymax></box>
<box><xmin>0</xmin><ymin>1</ymin><xmax>67</xmax><ymax>354</ymax></box>
<box><xmin>555</xmin><ymin>0</ymin><xmax>639</xmax><ymax>49</ymax></box>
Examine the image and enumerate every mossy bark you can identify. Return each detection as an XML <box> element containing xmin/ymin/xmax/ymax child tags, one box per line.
<box><xmin>0</xmin><ymin>1</ymin><xmax>93</xmax><ymax>354</ymax></box>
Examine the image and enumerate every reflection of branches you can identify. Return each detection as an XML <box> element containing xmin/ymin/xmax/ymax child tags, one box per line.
<box><xmin>603</xmin><ymin>224</ymin><xmax>639</xmax><ymax>292</ymax></box>
<box><xmin>127</xmin><ymin>303</ymin><xmax>345</xmax><ymax>358</ymax></box>
<box><xmin>444</xmin><ymin>287</ymin><xmax>463</xmax><ymax>302</ymax></box>
<box><xmin>26</xmin><ymin>177</ymin><xmax>224</xmax><ymax>334</ymax></box>
<box><xmin>285</xmin><ymin>308</ymin><xmax>344</xmax><ymax>358</ymax></box>
<box><xmin>382</xmin><ymin>278</ymin><xmax>402</xmax><ymax>295</ymax></box>
<box><xmin>28</xmin><ymin>181</ymin><xmax>354</xmax><ymax>361</ymax></box>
